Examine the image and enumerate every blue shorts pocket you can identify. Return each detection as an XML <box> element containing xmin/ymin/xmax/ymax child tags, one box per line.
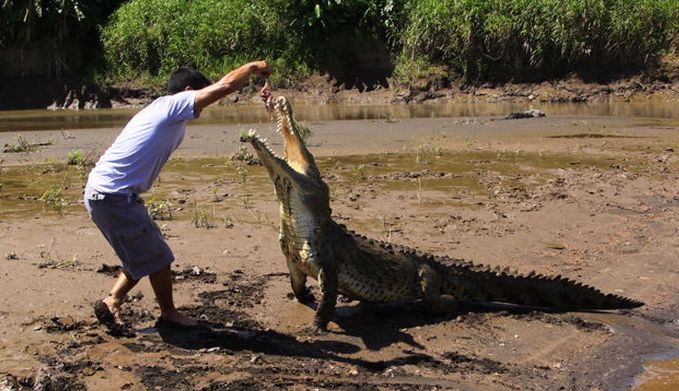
<box><xmin>112</xmin><ymin>222</ymin><xmax>173</xmax><ymax>279</ymax></box>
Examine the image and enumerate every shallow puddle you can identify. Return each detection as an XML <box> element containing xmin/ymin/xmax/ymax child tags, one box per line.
<box><xmin>0</xmin><ymin>149</ymin><xmax>641</xmax><ymax>222</ymax></box>
<box><xmin>0</xmin><ymin>163</ymin><xmax>86</xmax><ymax>218</ymax></box>
<box><xmin>635</xmin><ymin>357</ymin><xmax>679</xmax><ymax>391</ymax></box>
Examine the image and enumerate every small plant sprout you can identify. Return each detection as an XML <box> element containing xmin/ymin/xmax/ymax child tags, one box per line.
<box><xmin>241</xmin><ymin>192</ymin><xmax>251</xmax><ymax>209</ymax></box>
<box><xmin>293</xmin><ymin>118</ymin><xmax>312</xmax><ymax>142</ymax></box>
<box><xmin>497</xmin><ymin>149</ymin><xmax>508</xmax><ymax>161</ymax></box>
<box><xmin>236</xmin><ymin>163</ymin><xmax>248</xmax><ymax>184</ymax></box>
<box><xmin>67</xmin><ymin>149</ymin><xmax>85</xmax><ymax>165</ymax></box>
<box><xmin>212</xmin><ymin>187</ymin><xmax>223</xmax><ymax>202</ymax></box>
<box><xmin>3</xmin><ymin>134</ymin><xmax>32</xmax><ymax>153</ymax></box>
<box><xmin>222</xmin><ymin>215</ymin><xmax>235</xmax><ymax>228</ymax></box>
<box><xmin>378</xmin><ymin>215</ymin><xmax>393</xmax><ymax>242</ymax></box>
<box><xmin>40</xmin><ymin>185</ymin><xmax>65</xmax><ymax>213</ymax></box>
<box><xmin>147</xmin><ymin>199</ymin><xmax>173</xmax><ymax>220</ymax></box>
<box><xmin>383</xmin><ymin>112</ymin><xmax>400</xmax><ymax>123</ymax></box>
<box><xmin>415</xmin><ymin>144</ymin><xmax>447</xmax><ymax>165</ymax></box>
<box><xmin>67</xmin><ymin>148</ymin><xmax>97</xmax><ymax>180</ymax></box>
<box><xmin>55</xmin><ymin>255</ymin><xmax>80</xmax><ymax>270</ymax></box>
<box><xmin>192</xmin><ymin>202</ymin><xmax>213</xmax><ymax>229</ymax></box>
<box><xmin>463</xmin><ymin>138</ymin><xmax>477</xmax><ymax>150</ymax></box>
<box><xmin>355</xmin><ymin>163</ymin><xmax>367</xmax><ymax>180</ymax></box>
<box><xmin>231</xmin><ymin>145</ymin><xmax>259</xmax><ymax>165</ymax></box>
<box><xmin>39</xmin><ymin>238</ymin><xmax>56</xmax><ymax>264</ymax></box>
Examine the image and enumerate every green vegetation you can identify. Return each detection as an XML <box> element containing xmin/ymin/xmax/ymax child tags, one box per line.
<box><xmin>66</xmin><ymin>149</ymin><xmax>96</xmax><ymax>180</ymax></box>
<box><xmin>1</xmin><ymin>1</ymin><xmax>123</xmax><ymax>78</ymax></box>
<box><xmin>3</xmin><ymin>135</ymin><xmax>32</xmax><ymax>153</ymax></box>
<box><xmin>100</xmin><ymin>0</ymin><xmax>679</xmax><ymax>86</ymax></box>
<box><xmin>4</xmin><ymin>1</ymin><xmax>679</xmax><ymax>86</ymax></box>
<box><xmin>101</xmin><ymin>0</ymin><xmax>309</xmax><ymax>86</ymax></box>
<box><xmin>39</xmin><ymin>185</ymin><xmax>65</xmax><ymax>213</ymax></box>
<box><xmin>396</xmin><ymin>0</ymin><xmax>679</xmax><ymax>83</ymax></box>
<box><xmin>192</xmin><ymin>202</ymin><xmax>215</xmax><ymax>229</ymax></box>
<box><xmin>231</xmin><ymin>145</ymin><xmax>260</xmax><ymax>165</ymax></box>
<box><xmin>66</xmin><ymin>149</ymin><xmax>85</xmax><ymax>165</ymax></box>
<box><xmin>146</xmin><ymin>199</ymin><xmax>174</xmax><ymax>221</ymax></box>
<box><xmin>293</xmin><ymin>119</ymin><xmax>312</xmax><ymax>143</ymax></box>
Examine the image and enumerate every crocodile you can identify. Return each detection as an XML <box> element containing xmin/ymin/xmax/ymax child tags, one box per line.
<box><xmin>241</xmin><ymin>96</ymin><xmax>643</xmax><ymax>331</ymax></box>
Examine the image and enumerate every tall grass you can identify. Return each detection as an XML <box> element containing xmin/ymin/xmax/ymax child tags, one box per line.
<box><xmin>101</xmin><ymin>0</ymin><xmax>309</xmax><ymax>85</ymax></box>
<box><xmin>102</xmin><ymin>0</ymin><xmax>679</xmax><ymax>86</ymax></box>
<box><xmin>396</xmin><ymin>0</ymin><xmax>679</xmax><ymax>83</ymax></box>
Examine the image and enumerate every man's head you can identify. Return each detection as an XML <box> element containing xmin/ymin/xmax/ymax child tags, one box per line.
<box><xmin>167</xmin><ymin>67</ymin><xmax>211</xmax><ymax>94</ymax></box>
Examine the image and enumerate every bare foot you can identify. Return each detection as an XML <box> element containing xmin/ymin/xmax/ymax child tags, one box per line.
<box><xmin>160</xmin><ymin>310</ymin><xmax>197</xmax><ymax>327</ymax></box>
<box><xmin>95</xmin><ymin>297</ymin><xmax>135</xmax><ymax>337</ymax></box>
<box><xmin>102</xmin><ymin>296</ymin><xmax>125</xmax><ymax>325</ymax></box>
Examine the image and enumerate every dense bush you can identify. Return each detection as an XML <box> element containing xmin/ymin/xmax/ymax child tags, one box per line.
<box><xmin>99</xmin><ymin>0</ymin><xmax>679</xmax><ymax>86</ymax></box>
<box><xmin>0</xmin><ymin>1</ymin><xmax>122</xmax><ymax>77</ymax></box>
<box><xmin>101</xmin><ymin>0</ymin><xmax>399</xmax><ymax>86</ymax></box>
<box><xmin>101</xmin><ymin>0</ymin><xmax>309</xmax><ymax>85</ymax></box>
<box><xmin>395</xmin><ymin>0</ymin><xmax>679</xmax><ymax>83</ymax></box>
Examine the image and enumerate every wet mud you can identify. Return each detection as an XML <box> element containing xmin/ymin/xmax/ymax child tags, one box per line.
<box><xmin>1</xmin><ymin>113</ymin><xmax>678</xmax><ymax>390</ymax></box>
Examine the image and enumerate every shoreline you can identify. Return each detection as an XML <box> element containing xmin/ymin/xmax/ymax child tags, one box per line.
<box><xmin>3</xmin><ymin>71</ymin><xmax>679</xmax><ymax>112</ymax></box>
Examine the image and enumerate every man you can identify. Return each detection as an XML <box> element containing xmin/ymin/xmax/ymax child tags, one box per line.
<box><xmin>85</xmin><ymin>61</ymin><xmax>271</xmax><ymax>336</ymax></box>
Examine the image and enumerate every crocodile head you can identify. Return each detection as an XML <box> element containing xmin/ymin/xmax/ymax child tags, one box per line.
<box><xmin>241</xmin><ymin>96</ymin><xmax>330</xmax><ymax>227</ymax></box>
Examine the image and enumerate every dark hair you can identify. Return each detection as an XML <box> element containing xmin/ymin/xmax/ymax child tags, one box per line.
<box><xmin>167</xmin><ymin>67</ymin><xmax>211</xmax><ymax>94</ymax></box>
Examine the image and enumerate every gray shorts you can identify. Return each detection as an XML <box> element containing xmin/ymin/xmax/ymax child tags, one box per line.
<box><xmin>84</xmin><ymin>188</ymin><xmax>173</xmax><ymax>280</ymax></box>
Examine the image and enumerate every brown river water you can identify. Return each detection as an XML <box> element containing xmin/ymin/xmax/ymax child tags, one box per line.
<box><xmin>2</xmin><ymin>97</ymin><xmax>679</xmax><ymax>133</ymax></box>
<box><xmin>0</xmin><ymin>99</ymin><xmax>677</xmax><ymax>390</ymax></box>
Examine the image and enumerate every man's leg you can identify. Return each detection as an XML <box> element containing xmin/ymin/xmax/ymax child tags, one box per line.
<box><xmin>102</xmin><ymin>270</ymin><xmax>139</xmax><ymax>324</ymax></box>
<box><xmin>149</xmin><ymin>265</ymin><xmax>197</xmax><ymax>326</ymax></box>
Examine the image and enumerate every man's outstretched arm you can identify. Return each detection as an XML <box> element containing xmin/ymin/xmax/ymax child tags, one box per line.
<box><xmin>194</xmin><ymin>60</ymin><xmax>271</xmax><ymax>113</ymax></box>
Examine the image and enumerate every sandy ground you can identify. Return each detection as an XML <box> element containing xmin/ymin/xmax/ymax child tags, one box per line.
<box><xmin>1</xmin><ymin>111</ymin><xmax>678</xmax><ymax>390</ymax></box>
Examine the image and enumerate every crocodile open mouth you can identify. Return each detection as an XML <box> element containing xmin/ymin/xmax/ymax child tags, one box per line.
<box><xmin>240</xmin><ymin>96</ymin><xmax>314</xmax><ymax>176</ymax></box>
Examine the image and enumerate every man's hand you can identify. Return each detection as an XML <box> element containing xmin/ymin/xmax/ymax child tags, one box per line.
<box><xmin>194</xmin><ymin>60</ymin><xmax>273</xmax><ymax>113</ymax></box>
<box><xmin>249</xmin><ymin>60</ymin><xmax>272</xmax><ymax>79</ymax></box>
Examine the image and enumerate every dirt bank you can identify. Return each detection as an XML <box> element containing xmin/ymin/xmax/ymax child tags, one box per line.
<box><xmin>6</xmin><ymin>56</ymin><xmax>679</xmax><ymax>111</ymax></box>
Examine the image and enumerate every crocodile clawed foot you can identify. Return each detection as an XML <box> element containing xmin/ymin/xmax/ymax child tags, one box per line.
<box><xmin>312</xmin><ymin>318</ymin><xmax>329</xmax><ymax>334</ymax></box>
<box><xmin>311</xmin><ymin>325</ymin><xmax>328</xmax><ymax>335</ymax></box>
<box><xmin>295</xmin><ymin>289</ymin><xmax>316</xmax><ymax>305</ymax></box>
<box><xmin>299</xmin><ymin>323</ymin><xmax>328</xmax><ymax>336</ymax></box>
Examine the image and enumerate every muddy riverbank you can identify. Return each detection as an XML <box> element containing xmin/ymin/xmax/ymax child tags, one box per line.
<box><xmin>6</xmin><ymin>65</ymin><xmax>679</xmax><ymax>111</ymax></box>
<box><xmin>1</xmin><ymin>111</ymin><xmax>678</xmax><ymax>390</ymax></box>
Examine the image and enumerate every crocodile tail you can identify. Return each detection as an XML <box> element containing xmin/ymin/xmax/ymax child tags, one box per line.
<box><xmin>443</xmin><ymin>262</ymin><xmax>644</xmax><ymax>310</ymax></box>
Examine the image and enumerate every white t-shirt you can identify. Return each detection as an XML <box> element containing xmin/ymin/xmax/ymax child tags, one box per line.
<box><xmin>86</xmin><ymin>90</ymin><xmax>197</xmax><ymax>195</ymax></box>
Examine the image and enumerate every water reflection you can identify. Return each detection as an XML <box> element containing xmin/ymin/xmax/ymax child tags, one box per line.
<box><xmin>2</xmin><ymin>98</ymin><xmax>679</xmax><ymax>132</ymax></box>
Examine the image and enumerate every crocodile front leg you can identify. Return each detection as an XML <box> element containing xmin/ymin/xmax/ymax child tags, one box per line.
<box><xmin>314</xmin><ymin>260</ymin><xmax>338</xmax><ymax>331</ymax></box>
<box><xmin>281</xmin><ymin>233</ymin><xmax>314</xmax><ymax>304</ymax></box>
<box><xmin>287</xmin><ymin>258</ymin><xmax>314</xmax><ymax>304</ymax></box>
